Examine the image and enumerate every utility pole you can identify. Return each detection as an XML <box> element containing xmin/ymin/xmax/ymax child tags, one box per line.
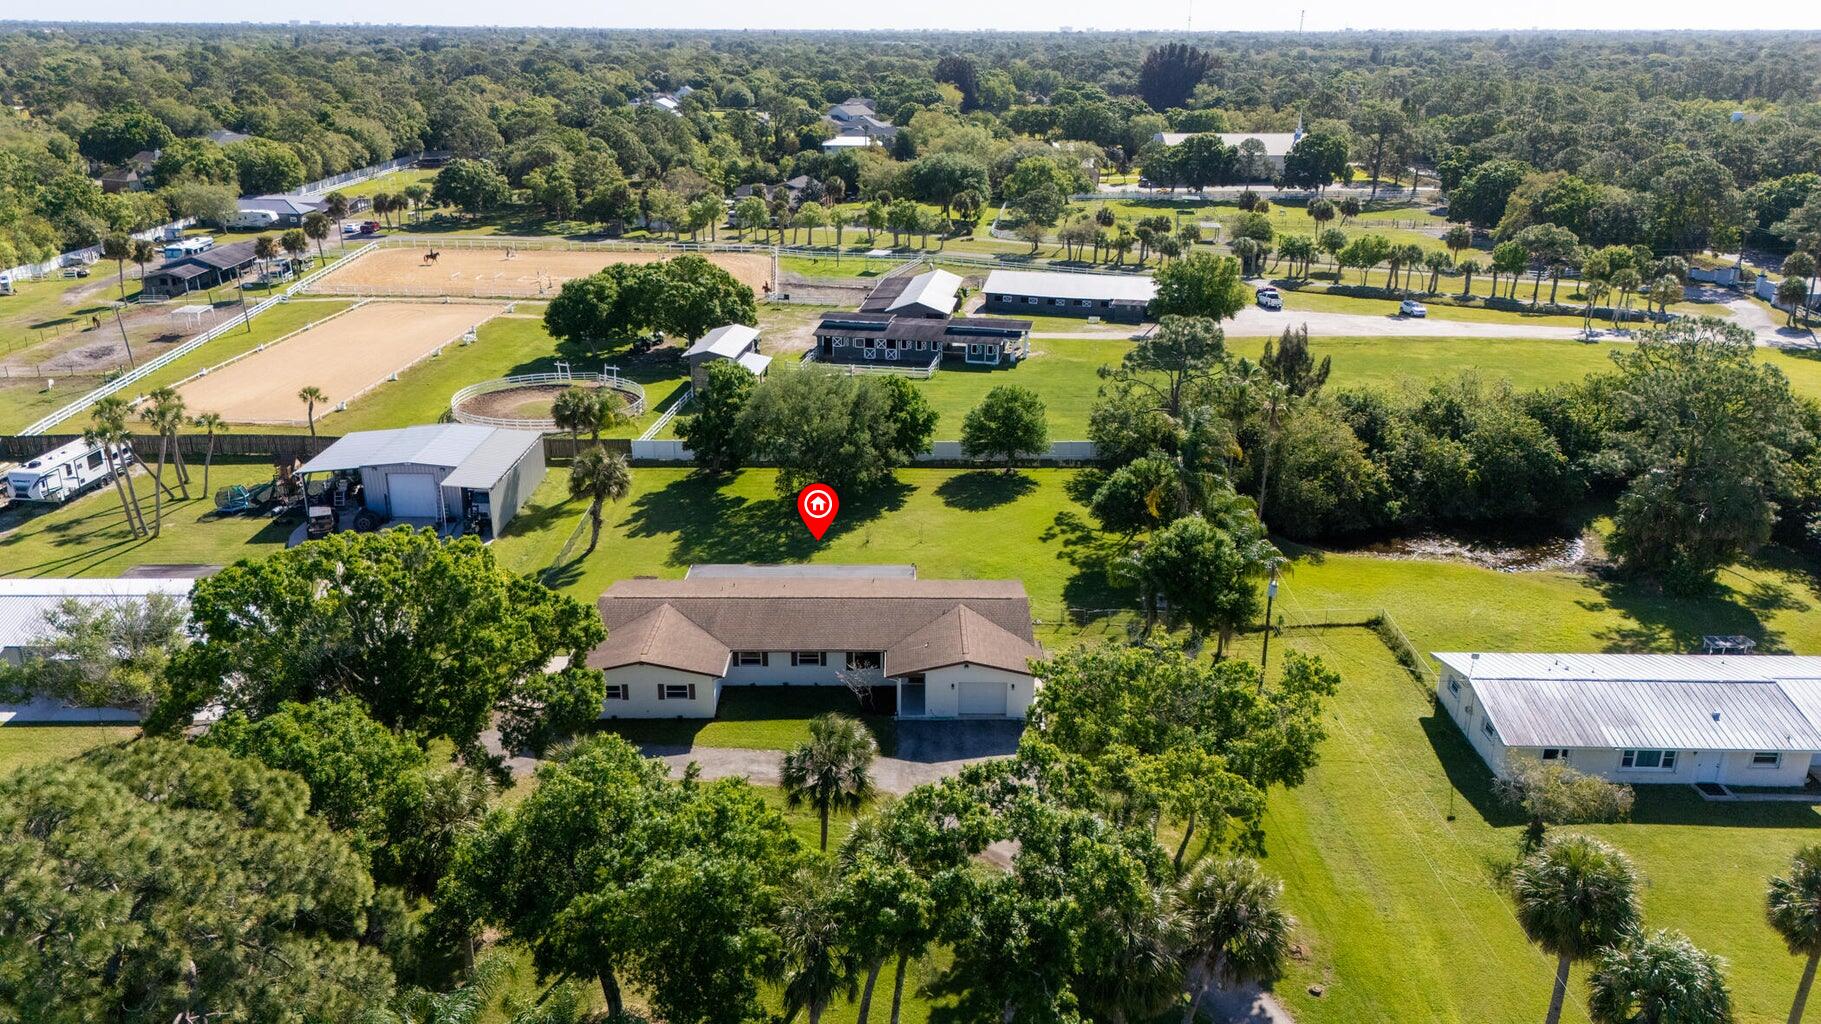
<box><xmin>1299</xmin><ymin>9</ymin><xmax>1306</xmax><ymax>31</ymax></box>
<box><xmin>1258</xmin><ymin>568</ymin><xmax>1279</xmax><ymax>679</ymax></box>
<box><xmin>111</xmin><ymin>304</ymin><xmax>135</xmax><ymax>370</ymax></box>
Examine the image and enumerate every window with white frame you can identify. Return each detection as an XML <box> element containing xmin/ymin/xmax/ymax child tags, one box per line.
<box><xmin>734</xmin><ymin>651</ymin><xmax>766</xmax><ymax>666</ymax></box>
<box><xmin>1541</xmin><ymin>748</ymin><xmax>1567</xmax><ymax>761</ymax></box>
<box><xmin>1620</xmin><ymin>749</ymin><xmax>1677</xmax><ymax>770</ymax></box>
<box><xmin>604</xmin><ymin>683</ymin><xmax>629</xmax><ymax>701</ymax></box>
<box><xmin>659</xmin><ymin>682</ymin><xmax>696</xmax><ymax>701</ymax></box>
<box><xmin>833</xmin><ymin>337</ymin><xmax>847</xmax><ymax>347</ymax></box>
<box><xmin>1752</xmin><ymin>751</ymin><xmax>1782</xmax><ymax>768</ymax></box>
<box><xmin>791</xmin><ymin>651</ymin><xmax>826</xmax><ymax>667</ymax></box>
<box><xmin>1025</xmin><ymin>296</ymin><xmax>1038</xmax><ymax>304</ymax></box>
<box><xmin>1481</xmin><ymin>719</ymin><xmax>1497</xmax><ymax>740</ymax></box>
<box><xmin>1448</xmin><ymin>678</ymin><xmax>1461</xmax><ymax>695</ymax></box>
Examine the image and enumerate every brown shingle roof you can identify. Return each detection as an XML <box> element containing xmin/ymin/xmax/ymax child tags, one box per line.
<box><xmin>593</xmin><ymin>575</ymin><xmax>1038</xmax><ymax>674</ymax></box>
<box><xmin>586</xmin><ymin>603</ymin><xmax>731</xmax><ymax>677</ymax></box>
<box><xmin>884</xmin><ymin>604</ymin><xmax>1043</xmax><ymax>676</ymax></box>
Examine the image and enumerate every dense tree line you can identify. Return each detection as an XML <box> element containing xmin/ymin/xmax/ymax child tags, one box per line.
<box><xmin>5</xmin><ymin>27</ymin><xmax>1821</xmax><ymax>266</ymax></box>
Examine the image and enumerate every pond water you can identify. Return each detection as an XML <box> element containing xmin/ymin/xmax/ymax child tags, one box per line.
<box><xmin>1335</xmin><ymin>529</ymin><xmax>1587</xmax><ymax>572</ymax></box>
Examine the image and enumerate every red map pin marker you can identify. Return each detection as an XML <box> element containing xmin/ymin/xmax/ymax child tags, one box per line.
<box><xmin>797</xmin><ymin>483</ymin><xmax>839</xmax><ymax>540</ymax></box>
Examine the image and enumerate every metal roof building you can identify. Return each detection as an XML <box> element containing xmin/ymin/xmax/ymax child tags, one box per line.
<box><xmin>298</xmin><ymin>425</ymin><xmax>545</xmax><ymax>539</ymax></box>
<box><xmin>0</xmin><ymin>578</ymin><xmax>197</xmax><ymax>663</ymax></box>
<box><xmin>982</xmin><ymin>269</ymin><xmax>1156</xmax><ymax>323</ymax></box>
<box><xmin>1433</xmin><ymin>652</ymin><xmax>1821</xmax><ymax>788</ymax></box>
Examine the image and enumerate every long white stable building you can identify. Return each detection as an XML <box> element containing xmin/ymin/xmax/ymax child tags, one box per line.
<box><xmin>1435</xmin><ymin>653</ymin><xmax>1821</xmax><ymax>787</ymax></box>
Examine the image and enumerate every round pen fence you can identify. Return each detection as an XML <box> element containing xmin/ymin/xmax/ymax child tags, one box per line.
<box><xmin>450</xmin><ymin>371</ymin><xmax>646</xmax><ymax>432</ymax></box>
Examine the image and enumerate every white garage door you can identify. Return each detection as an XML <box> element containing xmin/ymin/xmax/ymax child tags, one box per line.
<box><xmin>957</xmin><ymin>680</ymin><xmax>1006</xmax><ymax>717</ymax></box>
<box><xmin>387</xmin><ymin>473</ymin><xmax>441</xmax><ymax>519</ymax></box>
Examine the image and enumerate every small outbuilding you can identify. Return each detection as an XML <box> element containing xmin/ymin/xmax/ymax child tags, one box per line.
<box><xmin>684</xmin><ymin>324</ymin><xmax>771</xmax><ymax>388</ymax></box>
<box><xmin>297</xmin><ymin>424</ymin><xmax>546</xmax><ymax>539</ymax></box>
<box><xmin>860</xmin><ymin>269</ymin><xmax>962</xmax><ymax>319</ymax></box>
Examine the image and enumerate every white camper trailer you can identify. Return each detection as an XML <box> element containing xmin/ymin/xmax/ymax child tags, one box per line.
<box><xmin>5</xmin><ymin>439</ymin><xmax>132</xmax><ymax>503</ymax></box>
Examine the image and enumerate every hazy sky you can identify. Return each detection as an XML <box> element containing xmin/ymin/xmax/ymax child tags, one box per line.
<box><xmin>38</xmin><ymin>0</ymin><xmax>1821</xmax><ymax>32</ymax></box>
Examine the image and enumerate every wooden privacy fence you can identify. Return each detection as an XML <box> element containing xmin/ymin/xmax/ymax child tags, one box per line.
<box><xmin>1</xmin><ymin>433</ymin><xmax>631</xmax><ymax>464</ymax></box>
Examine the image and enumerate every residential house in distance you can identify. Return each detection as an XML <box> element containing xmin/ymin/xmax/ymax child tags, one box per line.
<box><xmin>981</xmin><ymin>269</ymin><xmax>1156</xmax><ymax>324</ymax></box>
<box><xmin>588</xmin><ymin>566</ymin><xmax>1043</xmax><ymax>720</ymax></box>
<box><xmin>823</xmin><ymin>96</ymin><xmax>898</xmax><ymax>148</ymax></box>
<box><xmin>1150</xmin><ymin>123</ymin><xmax>1304</xmax><ymax>176</ymax></box>
<box><xmin>296</xmin><ymin>424</ymin><xmax>546</xmax><ymax>540</ymax></box>
<box><xmin>684</xmin><ymin>324</ymin><xmax>771</xmax><ymax>388</ymax></box>
<box><xmin>99</xmin><ymin>149</ymin><xmax>159</xmax><ymax>193</ymax></box>
<box><xmin>139</xmin><ymin>239</ymin><xmax>261</xmax><ymax>299</ymax></box>
<box><xmin>1434</xmin><ymin>653</ymin><xmax>1821</xmax><ymax>789</ymax></box>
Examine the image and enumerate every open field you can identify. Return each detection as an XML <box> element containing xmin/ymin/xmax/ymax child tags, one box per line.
<box><xmin>0</xmin><ymin>724</ymin><xmax>138</xmax><ymax>775</ymax></box>
<box><xmin>177</xmin><ymin>301</ymin><xmax>506</xmax><ymax>425</ymax></box>
<box><xmin>1238</xmin><ymin>627</ymin><xmax>1821</xmax><ymax>1024</ymax></box>
<box><xmin>308</xmin><ymin>245</ymin><xmax>775</xmax><ymax>298</ymax></box>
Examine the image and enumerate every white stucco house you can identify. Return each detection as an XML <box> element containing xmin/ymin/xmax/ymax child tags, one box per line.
<box><xmin>587</xmin><ymin>565</ymin><xmax>1042</xmax><ymax>720</ymax></box>
<box><xmin>1434</xmin><ymin>653</ymin><xmax>1821</xmax><ymax>788</ymax></box>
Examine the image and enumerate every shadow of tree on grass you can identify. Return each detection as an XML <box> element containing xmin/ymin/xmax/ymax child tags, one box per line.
<box><xmin>935</xmin><ymin>470</ymin><xmax>1036</xmax><ymax>511</ymax></box>
<box><xmin>624</xmin><ymin>473</ymin><xmax>912</xmax><ymax>569</ymax></box>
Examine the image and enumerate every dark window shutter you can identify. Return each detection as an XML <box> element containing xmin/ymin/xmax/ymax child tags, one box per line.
<box><xmin>657</xmin><ymin>684</ymin><xmax>666</xmax><ymax>701</ymax></box>
<box><xmin>762</xmin><ymin>652</ymin><xmax>770</xmax><ymax>666</ymax></box>
<box><xmin>687</xmin><ymin>683</ymin><xmax>697</xmax><ymax>700</ymax></box>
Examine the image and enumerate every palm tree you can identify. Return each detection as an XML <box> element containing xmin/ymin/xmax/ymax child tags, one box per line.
<box><xmin>1175</xmin><ymin>858</ymin><xmax>1294</xmax><ymax>1024</ymax></box>
<box><xmin>1587</xmin><ymin>929</ymin><xmax>1733</xmax><ymax>1024</ymax></box>
<box><xmin>302</xmin><ymin>212</ymin><xmax>332</xmax><ymax>265</ymax></box>
<box><xmin>129</xmin><ymin>238</ymin><xmax>157</xmax><ymax>297</ymax></box>
<box><xmin>101</xmin><ymin>233</ymin><xmax>131</xmax><ymax>300</ymax></box>
<box><xmin>192</xmin><ymin>411</ymin><xmax>227</xmax><ymax>496</ymax></box>
<box><xmin>1513</xmin><ymin>834</ymin><xmax>1642</xmax><ymax>1024</ymax></box>
<box><xmin>389</xmin><ymin>949</ymin><xmax>514</xmax><ymax>1024</ymax></box>
<box><xmin>138</xmin><ymin>387</ymin><xmax>187</xmax><ymax>536</ymax></box>
<box><xmin>402</xmin><ymin>183</ymin><xmax>432</xmax><ymax>223</ymax></box>
<box><xmin>566</xmin><ymin>446</ymin><xmax>632</xmax><ymax>555</ymax></box>
<box><xmin>780</xmin><ymin>713</ymin><xmax>877</xmax><ymax>851</ymax></box>
<box><xmin>1457</xmin><ymin>257</ymin><xmax>1481</xmax><ymax>297</ymax></box>
<box><xmin>88</xmin><ymin>396</ymin><xmax>147</xmax><ymax>537</ymax></box>
<box><xmin>254</xmin><ymin>234</ymin><xmax>280</xmax><ymax>285</ymax></box>
<box><xmin>298</xmin><ymin>385</ymin><xmax>327</xmax><ymax>437</ymax></box>
<box><xmin>280</xmin><ymin>228</ymin><xmax>308</xmax><ymax>269</ymax></box>
<box><xmin>324</xmin><ymin>191</ymin><xmax>351</xmax><ymax>247</ymax></box>
<box><xmin>779</xmin><ymin>868</ymin><xmax>857</xmax><ymax>1024</ymax></box>
<box><xmin>550</xmin><ymin>386</ymin><xmax>593</xmax><ymax>446</ymax></box>
<box><xmin>1768</xmin><ymin>845</ymin><xmax>1821</xmax><ymax>1024</ymax></box>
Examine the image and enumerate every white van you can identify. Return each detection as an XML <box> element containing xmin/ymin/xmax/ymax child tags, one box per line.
<box><xmin>6</xmin><ymin>439</ymin><xmax>133</xmax><ymax>503</ymax></box>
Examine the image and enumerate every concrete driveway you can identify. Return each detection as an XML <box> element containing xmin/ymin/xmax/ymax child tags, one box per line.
<box><xmin>652</xmin><ymin>719</ymin><xmax>1025</xmax><ymax>795</ymax></box>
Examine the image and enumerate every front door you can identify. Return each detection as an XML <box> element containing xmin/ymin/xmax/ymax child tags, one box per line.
<box><xmin>1696</xmin><ymin>753</ymin><xmax>1723</xmax><ymax>784</ymax></box>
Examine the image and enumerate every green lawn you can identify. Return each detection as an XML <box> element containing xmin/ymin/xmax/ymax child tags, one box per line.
<box><xmin>1242</xmin><ymin>627</ymin><xmax>1821</xmax><ymax>1024</ymax></box>
<box><xmin>0</xmin><ymin>458</ymin><xmax>294</xmax><ymax>577</ymax></box>
<box><xmin>327</xmin><ymin>168</ymin><xmax>438</xmax><ymax>201</ymax></box>
<box><xmin>0</xmin><ymin>724</ymin><xmax>137</xmax><ymax>775</ymax></box>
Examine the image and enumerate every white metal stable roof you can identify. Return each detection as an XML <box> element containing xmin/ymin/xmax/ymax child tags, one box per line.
<box><xmin>983</xmin><ymin>269</ymin><xmax>1157</xmax><ymax>304</ymax></box>
<box><xmin>887</xmin><ymin>269</ymin><xmax>962</xmax><ymax>314</ymax></box>
<box><xmin>1434</xmin><ymin>653</ymin><xmax>1821</xmax><ymax>684</ymax></box>
<box><xmin>299</xmin><ymin>425</ymin><xmax>541</xmax><ymax>488</ymax></box>
<box><xmin>685</xmin><ymin>324</ymin><xmax>760</xmax><ymax>359</ymax></box>
<box><xmin>1473</xmin><ymin>677</ymin><xmax>1821</xmax><ymax>752</ymax></box>
<box><xmin>0</xmin><ymin>578</ymin><xmax>196</xmax><ymax>651</ymax></box>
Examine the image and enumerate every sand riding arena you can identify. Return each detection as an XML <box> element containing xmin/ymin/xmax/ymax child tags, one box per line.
<box><xmin>177</xmin><ymin>301</ymin><xmax>505</xmax><ymax>425</ymax></box>
<box><xmin>304</xmin><ymin>242</ymin><xmax>776</xmax><ymax>299</ymax></box>
<box><xmin>450</xmin><ymin>371</ymin><xmax>647</xmax><ymax>431</ymax></box>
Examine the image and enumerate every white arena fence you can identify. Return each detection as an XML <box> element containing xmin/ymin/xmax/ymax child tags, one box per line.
<box><xmin>18</xmin><ymin>246</ymin><xmax>374</xmax><ymax>436</ymax></box>
<box><xmin>451</xmin><ymin>370</ymin><xmax>647</xmax><ymax>430</ymax></box>
<box><xmin>637</xmin><ymin>386</ymin><xmax>693</xmax><ymax>440</ymax></box>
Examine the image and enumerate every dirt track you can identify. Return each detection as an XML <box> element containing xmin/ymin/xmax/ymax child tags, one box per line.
<box><xmin>308</xmin><ymin>246</ymin><xmax>774</xmax><ymax>298</ymax></box>
<box><xmin>179</xmin><ymin>301</ymin><xmax>504</xmax><ymax>424</ymax></box>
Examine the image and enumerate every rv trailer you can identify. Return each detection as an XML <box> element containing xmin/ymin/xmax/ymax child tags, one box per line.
<box><xmin>5</xmin><ymin>438</ymin><xmax>133</xmax><ymax>503</ymax></box>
